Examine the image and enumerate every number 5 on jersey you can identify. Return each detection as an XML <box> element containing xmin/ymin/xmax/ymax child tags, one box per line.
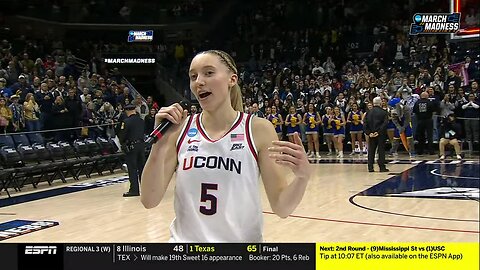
<box><xmin>200</xmin><ymin>183</ymin><xmax>218</xmax><ymax>215</ymax></box>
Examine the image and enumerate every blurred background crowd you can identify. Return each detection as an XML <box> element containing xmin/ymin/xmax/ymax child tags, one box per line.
<box><xmin>0</xmin><ymin>0</ymin><xmax>478</xmax><ymax>157</ymax></box>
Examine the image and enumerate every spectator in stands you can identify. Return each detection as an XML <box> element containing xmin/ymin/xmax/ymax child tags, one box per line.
<box><xmin>323</xmin><ymin>57</ymin><xmax>336</xmax><ymax>77</ymax></box>
<box><xmin>65</xmin><ymin>88</ymin><xmax>83</xmax><ymax>130</ymax></box>
<box><xmin>52</xmin><ymin>96</ymin><xmax>70</xmax><ymax>141</ymax></box>
<box><xmin>430</xmin><ymin>74</ymin><xmax>444</xmax><ymax>92</ymax></box>
<box><xmin>8</xmin><ymin>94</ymin><xmax>24</xmax><ymax>132</ymax></box>
<box><xmin>440</xmin><ymin>94</ymin><xmax>455</xmax><ymax>118</ymax></box>
<box><xmin>20</xmin><ymin>53</ymin><xmax>34</xmax><ymax>73</ymax></box>
<box><xmin>251</xmin><ymin>102</ymin><xmax>265</xmax><ymax>118</ymax></box>
<box><xmin>6</xmin><ymin>61</ymin><xmax>20</xmax><ymax>85</ymax></box>
<box><xmin>0</xmin><ymin>96</ymin><xmax>12</xmax><ymax>133</ymax></box>
<box><xmin>446</xmin><ymin>70</ymin><xmax>461</xmax><ymax>90</ymax></box>
<box><xmin>146</xmin><ymin>95</ymin><xmax>159</xmax><ymax>111</ymax></box>
<box><xmin>81</xmin><ymin>101</ymin><xmax>97</xmax><ymax>139</ymax></box>
<box><xmin>121</xmin><ymin>87</ymin><xmax>133</xmax><ymax>105</ymax></box>
<box><xmin>93</xmin><ymin>90</ymin><xmax>104</xmax><ymax>110</ymax></box>
<box><xmin>190</xmin><ymin>104</ymin><xmax>198</xmax><ymax>115</ymax></box>
<box><xmin>439</xmin><ymin>113</ymin><xmax>462</xmax><ymax>160</ymax></box>
<box><xmin>397</xmin><ymin>78</ymin><xmax>413</xmax><ymax>96</ymax></box>
<box><xmin>144</xmin><ymin>107</ymin><xmax>156</xmax><ymax>135</ymax></box>
<box><xmin>33</xmin><ymin>58</ymin><xmax>46</xmax><ymax>78</ymax></box>
<box><xmin>462</xmin><ymin>93</ymin><xmax>480</xmax><ymax>144</ymax></box>
<box><xmin>98</xmin><ymin>101</ymin><xmax>116</xmax><ymax>138</ymax></box>
<box><xmin>10</xmin><ymin>74</ymin><xmax>32</xmax><ymax>103</ymax></box>
<box><xmin>468</xmin><ymin>81</ymin><xmax>479</xmax><ymax>98</ymax></box>
<box><xmin>454</xmin><ymin>87</ymin><xmax>468</xmax><ymax>116</ymax></box>
<box><xmin>55</xmin><ymin>55</ymin><xmax>66</xmax><ymax>77</ymax></box>
<box><xmin>54</xmin><ymin>76</ymin><xmax>68</xmax><ymax>98</ymax></box>
<box><xmin>63</xmin><ymin>57</ymin><xmax>80</xmax><ymax>79</ymax></box>
<box><xmin>35</xmin><ymin>82</ymin><xmax>54</xmax><ymax>130</ymax></box>
<box><xmin>316</xmin><ymin>95</ymin><xmax>333</xmax><ymax>115</ymax></box>
<box><xmin>44</xmin><ymin>55</ymin><xmax>55</xmax><ymax>71</ymax></box>
<box><xmin>465</xmin><ymin>56</ymin><xmax>479</xmax><ymax>83</ymax></box>
<box><xmin>335</xmin><ymin>92</ymin><xmax>347</xmax><ymax>112</ymax></box>
<box><xmin>31</xmin><ymin>76</ymin><xmax>41</xmax><ymax>93</ymax></box>
<box><xmin>23</xmin><ymin>92</ymin><xmax>41</xmax><ymax>131</ymax></box>
<box><xmin>0</xmin><ymin>77</ymin><xmax>10</xmax><ymax>98</ymax></box>
<box><xmin>80</xmin><ymin>87</ymin><xmax>90</xmax><ymax>103</ymax></box>
<box><xmin>133</xmin><ymin>95</ymin><xmax>148</xmax><ymax>120</ymax></box>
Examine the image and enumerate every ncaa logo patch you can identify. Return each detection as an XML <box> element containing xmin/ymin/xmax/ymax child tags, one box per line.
<box><xmin>187</xmin><ymin>128</ymin><xmax>198</xmax><ymax>137</ymax></box>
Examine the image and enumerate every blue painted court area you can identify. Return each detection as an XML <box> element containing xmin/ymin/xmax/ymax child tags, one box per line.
<box><xmin>0</xmin><ymin>177</ymin><xmax>128</xmax><ymax>208</ymax></box>
<box><xmin>359</xmin><ymin>162</ymin><xmax>479</xmax><ymax>201</ymax></box>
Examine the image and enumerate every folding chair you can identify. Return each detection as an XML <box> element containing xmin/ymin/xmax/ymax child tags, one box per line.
<box><xmin>0</xmin><ymin>166</ymin><xmax>15</xmax><ymax>198</ymax></box>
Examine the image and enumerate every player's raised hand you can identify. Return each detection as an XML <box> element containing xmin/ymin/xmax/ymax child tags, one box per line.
<box><xmin>268</xmin><ymin>132</ymin><xmax>311</xmax><ymax>180</ymax></box>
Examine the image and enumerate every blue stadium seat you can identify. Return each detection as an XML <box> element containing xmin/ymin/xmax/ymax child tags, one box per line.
<box><xmin>27</xmin><ymin>133</ymin><xmax>45</xmax><ymax>145</ymax></box>
<box><xmin>0</xmin><ymin>135</ymin><xmax>15</xmax><ymax>148</ymax></box>
<box><xmin>12</xmin><ymin>134</ymin><xmax>30</xmax><ymax>147</ymax></box>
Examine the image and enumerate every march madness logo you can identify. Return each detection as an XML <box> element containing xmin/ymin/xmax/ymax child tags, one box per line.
<box><xmin>0</xmin><ymin>220</ymin><xmax>59</xmax><ymax>241</ymax></box>
<box><xmin>410</xmin><ymin>13</ymin><xmax>460</xmax><ymax>34</ymax></box>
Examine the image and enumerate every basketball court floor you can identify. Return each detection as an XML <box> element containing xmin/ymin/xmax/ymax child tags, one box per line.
<box><xmin>1</xmin><ymin>154</ymin><xmax>478</xmax><ymax>243</ymax></box>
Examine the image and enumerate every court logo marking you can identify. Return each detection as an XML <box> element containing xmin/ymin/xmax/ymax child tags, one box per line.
<box><xmin>0</xmin><ymin>220</ymin><xmax>59</xmax><ymax>241</ymax></box>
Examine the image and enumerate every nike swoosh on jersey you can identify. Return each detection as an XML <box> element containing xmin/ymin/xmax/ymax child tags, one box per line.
<box><xmin>187</xmin><ymin>139</ymin><xmax>201</xmax><ymax>144</ymax></box>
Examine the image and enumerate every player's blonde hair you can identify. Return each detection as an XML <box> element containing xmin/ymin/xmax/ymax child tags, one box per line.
<box><xmin>199</xmin><ymin>50</ymin><xmax>243</xmax><ymax>112</ymax></box>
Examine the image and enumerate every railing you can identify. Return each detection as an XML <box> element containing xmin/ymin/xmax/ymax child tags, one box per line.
<box><xmin>156</xmin><ymin>63</ymin><xmax>189</xmax><ymax>98</ymax></box>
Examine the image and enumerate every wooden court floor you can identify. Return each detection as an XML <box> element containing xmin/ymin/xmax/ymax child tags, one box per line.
<box><xmin>1</xmin><ymin>155</ymin><xmax>478</xmax><ymax>243</ymax></box>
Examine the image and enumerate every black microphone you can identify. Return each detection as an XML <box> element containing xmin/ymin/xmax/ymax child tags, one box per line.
<box><xmin>145</xmin><ymin>101</ymin><xmax>190</xmax><ymax>144</ymax></box>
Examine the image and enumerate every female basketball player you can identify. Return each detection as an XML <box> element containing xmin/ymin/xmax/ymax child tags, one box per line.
<box><xmin>285</xmin><ymin>105</ymin><xmax>303</xmax><ymax>143</ymax></box>
<box><xmin>268</xmin><ymin>105</ymin><xmax>284</xmax><ymax>140</ymax></box>
<box><xmin>141</xmin><ymin>50</ymin><xmax>311</xmax><ymax>243</ymax></box>
<box><xmin>333</xmin><ymin>106</ymin><xmax>346</xmax><ymax>158</ymax></box>
<box><xmin>347</xmin><ymin>103</ymin><xmax>363</xmax><ymax>155</ymax></box>
<box><xmin>303</xmin><ymin>103</ymin><xmax>321</xmax><ymax>158</ymax></box>
<box><xmin>322</xmin><ymin>107</ymin><xmax>335</xmax><ymax>155</ymax></box>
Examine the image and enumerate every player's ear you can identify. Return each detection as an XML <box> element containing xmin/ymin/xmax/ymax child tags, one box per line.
<box><xmin>229</xmin><ymin>74</ymin><xmax>238</xmax><ymax>88</ymax></box>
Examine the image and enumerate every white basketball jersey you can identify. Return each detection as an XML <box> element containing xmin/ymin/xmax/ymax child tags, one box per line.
<box><xmin>172</xmin><ymin>112</ymin><xmax>261</xmax><ymax>242</ymax></box>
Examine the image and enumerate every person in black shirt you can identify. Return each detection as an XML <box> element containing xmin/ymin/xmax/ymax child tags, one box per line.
<box><xmin>118</xmin><ymin>104</ymin><xmax>146</xmax><ymax>197</ymax></box>
<box><xmin>439</xmin><ymin>114</ymin><xmax>462</xmax><ymax>160</ymax></box>
<box><xmin>413</xmin><ymin>91</ymin><xmax>437</xmax><ymax>155</ymax></box>
<box><xmin>462</xmin><ymin>93</ymin><xmax>480</xmax><ymax>144</ymax></box>
<box><xmin>364</xmin><ymin>97</ymin><xmax>389</xmax><ymax>173</ymax></box>
<box><xmin>144</xmin><ymin>107</ymin><xmax>157</xmax><ymax>135</ymax></box>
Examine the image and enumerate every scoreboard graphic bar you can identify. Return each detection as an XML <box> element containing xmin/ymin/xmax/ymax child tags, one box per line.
<box><xmin>1</xmin><ymin>242</ymin><xmax>477</xmax><ymax>270</ymax></box>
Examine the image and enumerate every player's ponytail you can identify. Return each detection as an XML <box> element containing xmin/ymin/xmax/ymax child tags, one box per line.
<box><xmin>230</xmin><ymin>84</ymin><xmax>243</xmax><ymax>112</ymax></box>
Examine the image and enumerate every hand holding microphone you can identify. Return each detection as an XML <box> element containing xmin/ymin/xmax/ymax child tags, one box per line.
<box><xmin>145</xmin><ymin>101</ymin><xmax>190</xmax><ymax>144</ymax></box>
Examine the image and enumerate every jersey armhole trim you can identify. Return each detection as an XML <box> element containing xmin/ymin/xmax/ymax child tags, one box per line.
<box><xmin>245</xmin><ymin>114</ymin><xmax>258</xmax><ymax>161</ymax></box>
<box><xmin>176</xmin><ymin>115</ymin><xmax>194</xmax><ymax>153</ymax></box>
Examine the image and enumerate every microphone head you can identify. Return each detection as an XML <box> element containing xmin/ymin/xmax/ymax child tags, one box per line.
<box><xmin>179</xmin><ymin>100</ymin><xmax>191</xmax><ymax>110</ymax></box>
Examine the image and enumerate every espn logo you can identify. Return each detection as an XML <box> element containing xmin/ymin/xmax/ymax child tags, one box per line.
<box><xmin>25</xmin><ymin>246</ymin><xmax>58</xmax><ymax>255</ymax></box>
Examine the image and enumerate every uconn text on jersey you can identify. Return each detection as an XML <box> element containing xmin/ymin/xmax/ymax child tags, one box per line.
<box><xmin>182</xmin><ymin>156</ymin><xmax>242</xmax><ymax>175</ymax></box>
